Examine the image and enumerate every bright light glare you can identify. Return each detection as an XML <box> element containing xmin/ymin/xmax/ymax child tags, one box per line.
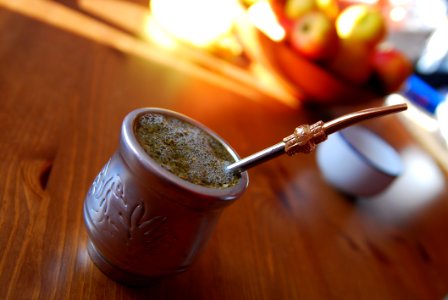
<box><xmin>344</xmin><ymin>0</ymin><xmax>379</xmax><ymax>4</ymax></box>
<box><xmin>417</xmin><ymin>20</ymin><xmax>448</xmax><ymax>73</ymax></box>
<box><xmin>435</xmin><ymin>99</ymin><xmax>448</xmax><ymax>148</ymax></box>
<box><xmin>389</xmin><ymin>7</ymin><xmax>407</xmax><ymax>23</ymax></box>
<box><xmin>336</xmin><ymin>5</ymin><xmax>362</xmax><ymax>39</ymax></box>
<box><xmin>77</xmin><ymin>241</ymin><xmax>91</xmax><ymax>268</ymax></box>
<box><xmin>250</xmin><ymin>63</ymin><xmax>282</xmax><ymax>89</ymax></box>
<box><xmin>389</xmin><ymin>0</ymin><xmax>408</xmax><ymax>5</ymax></box>
<box><xmin>413</xmin><ymin>0</ymin><xmax>448</xmax><ymax>29</ymax></box>
<box><xmin>143</xmin><ymin>15</ymin><xmax>178</xmax><ymax>50</ymax></box>
<box><xmin>0</xmin><ymin>0</ymin><xmax>299</xmax><ymax>106</ymax></box>
<box><xmin>150</xmin><ymin>0</ymin><xmax>240</xmax><ymax>47</ymax></box>
<box><xmin>247</xmin><ymin>1</ymin><xmax>285</xmax><ymax>42</ymax></box>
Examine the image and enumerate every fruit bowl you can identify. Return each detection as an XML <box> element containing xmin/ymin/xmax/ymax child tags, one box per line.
<box><xmin>255</xmin><ymin>30</ymin><xmax>384</xmax><ymax>105</ymax></box>
<box><xmin>238</xmin><ymin>0</ymin><xmax>407</xmax><ymax>106</ymax></box>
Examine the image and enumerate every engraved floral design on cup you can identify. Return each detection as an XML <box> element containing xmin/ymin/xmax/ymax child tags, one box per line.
<box><xmin>86</xmin><ymin>159</ymin><xmax>174</xmax><ymax>256</ymax></box>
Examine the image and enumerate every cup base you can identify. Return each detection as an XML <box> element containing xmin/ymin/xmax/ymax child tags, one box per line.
<box><xmin>87</xmin><ymin>239</ymin><xmax>178</xmax><ymax>287</ymax></box>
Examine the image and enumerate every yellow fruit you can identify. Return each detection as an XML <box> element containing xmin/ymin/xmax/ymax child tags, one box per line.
<box><xmin>316</xmin><ymin>0</ymin><xmax>339</xmax><ymax>20</ymax></box>
<box><xmin>336</xmin><ymin>4</ymin><xmax>386</xmax><ymax>47</ymax></box>
<box><xmin>284</xmin><ymin>0</ymin><xmax>316</xmax><ymax>19</ymax></box>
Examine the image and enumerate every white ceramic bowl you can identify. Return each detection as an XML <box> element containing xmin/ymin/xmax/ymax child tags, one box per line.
<box><xmin>316</xmin><ymin>126</ymin><xmax>403</xmax><ymax>197</ymax></box>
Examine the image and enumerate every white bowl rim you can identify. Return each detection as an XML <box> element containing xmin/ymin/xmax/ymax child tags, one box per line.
<box><xmin>338</xmin><ymin>126</ymin><xmax>403</xmax><ymax>178</ymax></box>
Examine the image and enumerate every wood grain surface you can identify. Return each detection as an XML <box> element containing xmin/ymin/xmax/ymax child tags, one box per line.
<box><xmin>1</xmin><ymin>2</ymin><xmax>448</xmax><ymax>299</ymax></box>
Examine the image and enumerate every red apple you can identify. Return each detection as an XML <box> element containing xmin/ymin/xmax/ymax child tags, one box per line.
<box><xmin>289</xmin><ymin>11</ymin><xmax>339</xmax><ymax>61</ymax></box>
<box><xmin>372</xmin><ymin>45</ymin><xmax>413</xmax><ymax>92</ymax></box>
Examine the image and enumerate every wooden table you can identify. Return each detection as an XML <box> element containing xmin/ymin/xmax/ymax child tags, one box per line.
<box><xmin>1</xmin><ymin>1</ymin><xmax>448</xmax><ymax>299</ymax></box>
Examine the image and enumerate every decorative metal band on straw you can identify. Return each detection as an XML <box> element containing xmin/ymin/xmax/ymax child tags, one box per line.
<box><xmin>226</xmin><ymin>103</ymin><xmax>407</xmax><ymax>173</ymax></box>
<box><xmin>283</xmin><ymin>121</ymin><xmax>327</xmax><ymax>155</ymax></box>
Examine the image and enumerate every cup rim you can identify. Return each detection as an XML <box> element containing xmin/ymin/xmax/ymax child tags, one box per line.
<box><xmin>338</xmin><ymin>126</ymin><xmax>402</xmax><ymax>178</ymax></box>
<box><xmin>121</xmin><ymin>107</ymin><xmax>249</xmax><ymax>201</ymax></box>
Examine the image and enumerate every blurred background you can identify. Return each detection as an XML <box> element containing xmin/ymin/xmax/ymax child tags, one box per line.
<box><xmin>4</xmin><ymin>0</ymin><xmax>446</xmax><ymax>103</ymax></box>
<box><xmin>2</xmin><ymin>0</ymin><xmax>447</xmax><ymax>167</ymax></box>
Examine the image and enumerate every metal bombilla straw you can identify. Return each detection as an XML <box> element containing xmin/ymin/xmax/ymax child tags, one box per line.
<box><xmin>226</xmin><ymin>103</ymin><xmax>408</xmax><ymax>173</ymax></box>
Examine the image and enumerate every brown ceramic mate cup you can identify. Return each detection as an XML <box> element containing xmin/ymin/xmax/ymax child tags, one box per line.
<box><xmin>83</xmin><ymin>108</ymin><xmax>249</xmax><ymax>286</ymax></box>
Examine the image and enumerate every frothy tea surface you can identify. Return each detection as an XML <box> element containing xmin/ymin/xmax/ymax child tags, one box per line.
<box><xmin>135</xmin><ymin>113</ymin><xmax>240</xmax><ymax>188</ymax></box>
